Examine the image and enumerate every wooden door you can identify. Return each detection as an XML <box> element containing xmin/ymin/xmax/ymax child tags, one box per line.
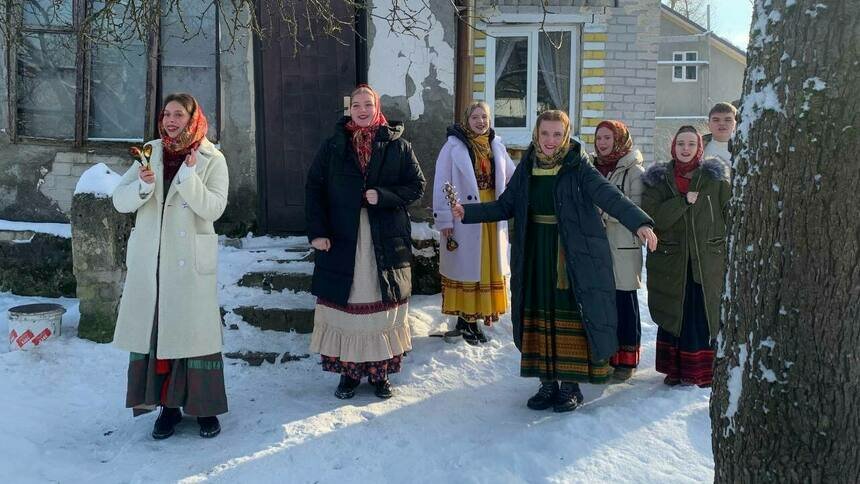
<box><xmin>256</xmin><ymin>3</ymin><xmax>357</xmax><ymax>234</ymax></box>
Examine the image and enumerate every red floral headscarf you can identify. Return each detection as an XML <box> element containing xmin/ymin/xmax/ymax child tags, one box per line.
<box><xmin>159</xmin><ymin>96</ymin><xmax>209</xmax><ymax>156</ymax></box>
<box><xmin>671</xmin><ymin>127</ymin><xmax>704</xmax><ymax>194</ymax></box>
<box><xmin>345</xmin><ymin>85</ymin><xmax>388</xmax><ymax>175</ymax></box>
<box><xmin>594</xmin><ymin>120</ymin><xmax>633</xmax><ymax>177</ymax></box>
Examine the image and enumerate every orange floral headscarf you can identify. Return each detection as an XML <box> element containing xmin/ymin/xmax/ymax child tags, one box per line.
<box><xmin>594</xmin><ymin>120</ymin><xmax>633</xmax><ymax>177</ymax></box>
<box><xmin>159</xmin><ymin>97</ymin><xmax>209</xmax><ymax>156</ymax></box>
<box><xmin>594</xmin><ymin>120</ymin><xmax>633</xmax><ymax>165</ymax></box>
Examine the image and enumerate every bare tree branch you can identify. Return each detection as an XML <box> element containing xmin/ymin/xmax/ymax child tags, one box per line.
<box><xmin>661</xmin><ymin>0</ymin><xmax>709</xmax><ymax>26</ymax></box>
<box><xmin>0</xmin><ymin>0</ymin><xmax>439</xmax><ymax>56</ymax></box>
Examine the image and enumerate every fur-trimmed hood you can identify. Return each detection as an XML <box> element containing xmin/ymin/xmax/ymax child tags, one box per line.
<box><xmin>642</xmin><ymin>158</ymin><xmax>728</xmax><ymax>187</ymax></box>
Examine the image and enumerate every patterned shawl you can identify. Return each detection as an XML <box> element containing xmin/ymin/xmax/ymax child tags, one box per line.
<box><xmin>594</xmin><ymin>120</ymin><xmax>633</xmax><ymax>178</ymax></box>
<box><xmin>671</xmin><ymin>130</ymin><xmax>704</xmax><ymax>194</ymax></box>
<box><xmin>345</xmin><ymin>85</ymin><xmax>388</xmax><ymax>176</ymax></box>
<box><xmin>532</xmin><ymin>116</ymin><xmax>571</xmax><ymax>169</ymax></box>
<box><xmin>159</xmin><ymin>98</ymin><xmax>208</xmax><ymax>157</ymax></box>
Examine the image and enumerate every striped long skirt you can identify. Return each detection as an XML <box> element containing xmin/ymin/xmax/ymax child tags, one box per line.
<box><xmin>655</xmin><ymin>264</ymin><xmax>715</xmax><ymax>386</ymax></box>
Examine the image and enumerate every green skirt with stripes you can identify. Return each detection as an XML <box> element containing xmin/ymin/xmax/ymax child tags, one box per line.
<box><xmin>520</xmin><ymin>171</ymin><xmax>611</xmax><ymax>384</ymax></box>
<box><xmin>126</xmin><ymin>320</ymin><xmax>228</xmax><ymax>417</ymax></box>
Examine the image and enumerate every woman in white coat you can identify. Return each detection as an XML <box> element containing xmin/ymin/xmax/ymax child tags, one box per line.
<box><xmin>112</xmin><ymin>93</ymin><xmax>229</xmax><ymax>440</ymax></box>
<box><xmin>432</xmin><ymin>101</ymin><xmax>515</xmax><ymax>344</ymax></box>
<box><xmin>592</xmin><ymin>120</ymin><xmax>645</xmax><ymax>380</ymax></box>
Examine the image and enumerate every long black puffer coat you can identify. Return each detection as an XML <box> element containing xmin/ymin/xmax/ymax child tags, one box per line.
<box><xmin>306</xmin><ymin>117</ymin><xmax>425</xmax><ymax>306</ymax></box>
<box><xmin>463</xmin><ymin>140</ymin><xmax>653</xmax><ymax>361</ymax></box>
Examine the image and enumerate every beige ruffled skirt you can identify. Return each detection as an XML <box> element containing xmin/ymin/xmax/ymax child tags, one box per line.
<box><xmin>309</xmin><ymin>208</ymin><xmax>412</xmax><ymax>363</ymax></box>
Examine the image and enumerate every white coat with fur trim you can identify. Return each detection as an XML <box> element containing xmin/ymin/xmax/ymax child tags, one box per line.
<box><xmin>432</xmin><ymin>135</ymin><xmax>515</xmax><ymax>282</ymax></box>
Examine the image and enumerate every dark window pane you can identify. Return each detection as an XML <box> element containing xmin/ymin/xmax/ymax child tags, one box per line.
<box><xmin>686</xmin><ymin>66</ymin><xmax>697</xmax><ymax>80</ymax></box>
<box><xmin>685</xmin><ymin>51</ymin><xmax>697</xmax><ymax>61</ymax></box>
<box><xmin>161</xmin><ymin>0</ymin><xmax>218</xmax><ymax>138</ymax></box>
<box><xmin>494</xmin><ymin>36</ymin><xmax>528</xmax><ymax>128</ymax></box>
<box><xmin>88</xmin><ymin>43</ymin><xmax>147</xmax><ymax>139</ymax></box>
<box><xmin>88</xmin><ymin>1</ymin><xmax>147</xmax><ymax>139</ymax></box>
<box><xmin>674</xmin><ymin>65</ymin><xmax>683</xmax><ymax>79</ymax></box>
<box><xmin>537</xmin><ymin>31</ymin><xmax>571</xmax><ymax>114</ymax></box>
<box><xmin>673</xmin><ymin>53</ymin><xmax>683</xmax><ymax>61</ymax></box>
<box><xmin>16</xmin><ymin>32</ymin><xmax>76</xmax><ymax>138</ymax></box>
<box><xmin>23</xmin><ymin>0</ymin><xmax>73</xmax><ymax>28</ymax></box>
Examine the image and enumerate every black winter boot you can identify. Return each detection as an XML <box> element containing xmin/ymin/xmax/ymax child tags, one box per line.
<box><xmin>197</xmin><ymin>416</ymin><xmax>221</xmax><ymax>438</ymax></box>
<box><xmin>456</xmin><ymin>317</ymin><xmax>479</xmax><ymax>346</ymax></box>
<box><xmin>611</xmin><ymin>367</ymin><xmax>635</xmax><ymax>381</ymax></box>
<box><xmin>335</xmin><ymin>374</ymin><xmax>361</xmax><ymax>399</ymax></box>
<box><xmin>553</xmin><ymin>382</ymin><xmax>584</xmax><ymax>413</ymax></box>
<box><xmin>373</xmin><ymin>378</ymin><xmax>394</xmax><ymax>399</ymax></box>
<box><xmin>526</xmin><ymin>381</ymin><xmax>559</xmax><ymax>410</ymax></box>
<box><xmin>467</xmin><ymin>322</ymin><xmax>489</xmax><ymax>344</ymax></box>
<box><xmin>151</xmin><ymin>407</ymin><xmax>182</xmax><ymax>440</ymax></box>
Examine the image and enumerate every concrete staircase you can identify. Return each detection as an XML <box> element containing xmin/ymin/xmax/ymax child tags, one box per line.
<box><xmin>220</xmin><ymin>237</ymin><xmax>317</xmax><ymax>335</ymax></box>
<box><xmin>220</xmin><ymin>225</ymin><xmax>440</xmax><ymax>339</ymax></box>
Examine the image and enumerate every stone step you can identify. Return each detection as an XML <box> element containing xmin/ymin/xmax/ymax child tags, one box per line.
<box><xmin>232</xmin><ymin>306</ymin><xmax>315</xmax><ymax>334</ymax></box>
<box><xmin>238</xmin><ymin>271</ymin><xmax>313</xmax><ymax>293</ymax></box>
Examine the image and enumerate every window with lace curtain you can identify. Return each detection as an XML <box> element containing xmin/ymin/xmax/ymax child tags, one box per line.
<box><xmin>11</xmin><ymin>0</ymin><xmax>219</xmax><ymax>144</ymax></box>
<box><xmin>485</xmin><ymin>27</ymin><xmax>577</xmax><ymax>147</ymax></box>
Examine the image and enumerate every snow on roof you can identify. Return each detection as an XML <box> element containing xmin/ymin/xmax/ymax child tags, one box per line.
<box><xmin>74</xmin><ymin>163</ymin><xmax>122</xmax><ymax>198</ymax></box>
<box><xmin>0</xmin><ymin>220</ymin><xmax>71</xmax><ymax>238</ymax></box>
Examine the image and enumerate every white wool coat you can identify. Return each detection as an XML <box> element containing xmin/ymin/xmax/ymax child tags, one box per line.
<box><xmin>111</xmin><ymin>138</ymin><xmax>228</xmax><ymax>359</ymax></box>
<box><xmin>432</xmin><ymin>135</ymin><xmax>515</xmax><ymax>282</ymax></box>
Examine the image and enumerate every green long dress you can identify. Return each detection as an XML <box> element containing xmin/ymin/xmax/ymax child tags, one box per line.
<box><xmin>519</xmin><ymin>165</ymin><xmax>612</xmax><ymax>383</ymax></box>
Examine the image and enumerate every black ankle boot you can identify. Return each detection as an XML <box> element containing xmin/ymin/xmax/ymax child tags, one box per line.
<box><xmin>456</xmin><ymin>317</ymin><xmax>479</xmax><ymax>346</ymax></box>
<box><xmin>526</xmin><ymin>381</ymin><xmax>559</xmax><ymax>410</ymax></box>
<box><xmin>373</xmin><ymin>378</ymin><xmax>394</xmax><ymax>399</ymax></box>
<box><xmin>335</xmin><ymin>374</ymin><xmax>361</xmax><ymax>399</ymax></box>
<box><xmin>197</xmin><ymin>416</ymin><xmax>221</xmax><ymax>438</ymax></box>
<box><xmin>152</xmin><ymin>407</ymin><xmax>182</xmax><ymax>440</ymax></box>
<box><xmin>468</xmin><ymin>322</ymin><xmax>489</xmax><ymax>344</ymax></box>
<box><xmin>553</xmin><ymin>382</ymin><xmax>584</xmax><ymax>413</ymax></box>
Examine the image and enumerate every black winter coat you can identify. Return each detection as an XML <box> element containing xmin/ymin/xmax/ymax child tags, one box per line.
<box><xmin>462</xmin><ymin>140</ymin><xmax>653</xmax><ymax>361</ymax></box>
<box><xmin>305</xmin><ymin>117</ymin><xmax>426</xmax><ymax>306</ymax></box>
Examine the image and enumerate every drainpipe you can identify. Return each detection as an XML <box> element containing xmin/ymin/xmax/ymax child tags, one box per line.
<box><xmin>455</xmin><ymin>0</ymin><xmax>474</xmax><ymax>119</ymax></box>
<box><xmin>355</xmin><ymin>0</ymin><xmax>369</xmax><ymax>85</ymax></box>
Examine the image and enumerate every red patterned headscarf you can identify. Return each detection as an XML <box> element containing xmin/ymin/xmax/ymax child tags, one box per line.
<box><xmin>671</xmin><ymin>126</ymin><xmax>704</xmax><ymax>194</ymax></box>
<box><xmin>345</xmin><ymin>85</ymin><xmax>388</xmax><ymax>175</ymax></box>
<box><xmin>159</xmin><ymin>95</ymin><xmax>209</xmax><ymax>156</ymax></box>
<box><xmin>594</xmin><ymin>120</ymin><xmax>633</xmax><ymax>177</ymax></box>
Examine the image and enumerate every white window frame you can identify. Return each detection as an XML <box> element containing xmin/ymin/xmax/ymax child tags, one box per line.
<box><xmin>484</xmin><ymin>25</ymin><xmax>580</xmax><ymax>148</ymax></box>
<box><xmin>671</xmin><ymin>51</ymin><xmax>699</xmax><ymax>82</ymax></box>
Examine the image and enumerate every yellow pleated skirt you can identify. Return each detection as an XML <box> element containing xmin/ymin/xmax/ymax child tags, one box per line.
<box><xmin>441</xmin><ymin>189</ymin><xmax>509</xmax><ymax>323</ymax></box>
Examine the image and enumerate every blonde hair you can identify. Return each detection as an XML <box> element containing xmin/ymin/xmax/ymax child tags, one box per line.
<box><xmin>463</xmin><ymin>101</ymin><xmax>492</xmax><ymax>122</ymax></box>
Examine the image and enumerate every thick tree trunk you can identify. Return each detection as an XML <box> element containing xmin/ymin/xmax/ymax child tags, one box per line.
<box><xmin>710</xmin><ymin>1</ymin><xmax>860</xmax><ymax>482</ymax></box>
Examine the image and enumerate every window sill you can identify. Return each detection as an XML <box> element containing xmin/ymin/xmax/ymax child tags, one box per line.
<box><xmin>12</xmin><ymin>136</ymin><xmax>140</xmax><ymax>153</ymax></box>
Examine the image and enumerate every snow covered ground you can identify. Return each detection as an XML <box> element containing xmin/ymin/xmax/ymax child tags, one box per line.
<box><xmin>0</xmin><ymin>237</ymin><xmax>713</xmax><ymax>484</ymax></box>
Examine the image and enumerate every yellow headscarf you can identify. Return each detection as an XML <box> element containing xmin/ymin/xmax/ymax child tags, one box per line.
<box><xmin>531</xmin><ymin>110</ymin><xmax>572</xmax><ymax>169</ymax></box>
<box><xmin>530</xmin><ymin>110</ymin><xmax>574</xmax><ymax>290</ymax></box>
<box><xmin>462</xmin><ymin>102</ymin><xmax>493</xmax><ymax>176</ymax></box>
